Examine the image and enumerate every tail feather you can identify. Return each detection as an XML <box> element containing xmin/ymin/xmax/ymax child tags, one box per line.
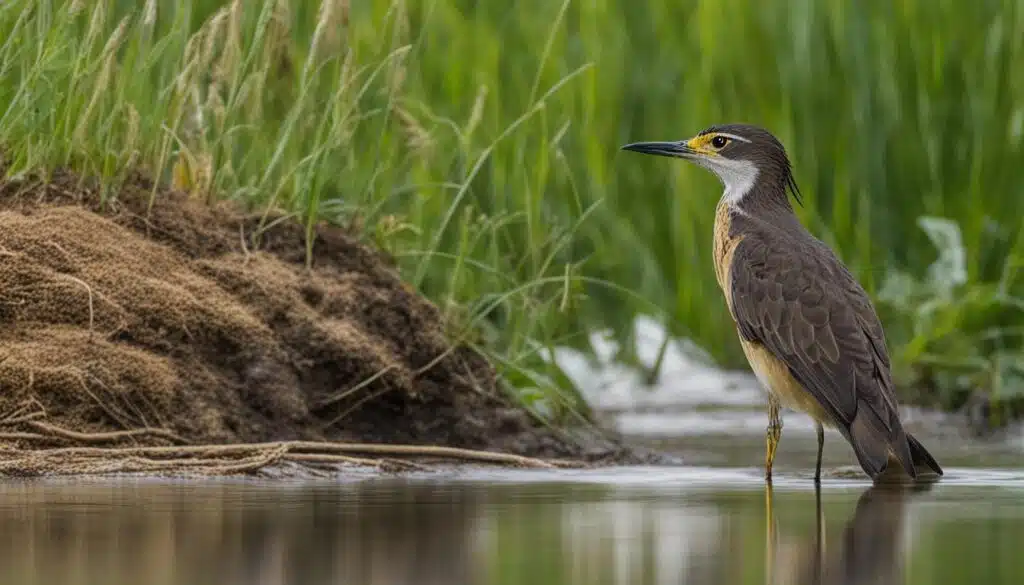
<box><xmin>847</xmin><ymin>400</ymin><xmax>943</xmax><ymax>481</ymax></box>
<box><xmin>906</xmin><ymin>433</ymin><xmax>943</xmax><ymax>476</ymax></box>
<box><xmin>848</xmin><ymin>404</ymin><xmax>901</xmax><ymax>480</ymax></box>
<box><xmin>888</xmin><ymin>412</ymin><xmax>918</xmax><ymax>480</ymax></box>
<box><xmin>847</xmin><ymin>403</ymin><xmax>942</xmax><ymax>481</ymax></box>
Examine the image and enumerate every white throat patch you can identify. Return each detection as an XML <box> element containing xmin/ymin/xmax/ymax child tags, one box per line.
<box><xmin>709</xmin><ymin>158</ymin><xmax>759</xmax><ymax>206</ymax></box>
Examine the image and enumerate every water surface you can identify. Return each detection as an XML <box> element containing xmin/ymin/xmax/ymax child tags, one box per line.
<box><xmin>0</xmin><ymin>459</ymin><xmax>1022</xmax><ymax>585</ymax></box>
<box><xmin>2</xmin><ymin>317</ymin><xmax>1021</xmax><ymax>584</ymax></box>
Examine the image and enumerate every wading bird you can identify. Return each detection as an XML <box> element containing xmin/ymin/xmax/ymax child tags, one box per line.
<box><xmin>621</xmin><ymin>124</ymin><xmax>943</xmax><ymax>483</ymax></box>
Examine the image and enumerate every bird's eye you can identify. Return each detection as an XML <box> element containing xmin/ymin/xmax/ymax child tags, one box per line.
<box><xmin>711</xmin><ymin>135</ymin><xmax>729</xmax><ymax>149</ymax></box>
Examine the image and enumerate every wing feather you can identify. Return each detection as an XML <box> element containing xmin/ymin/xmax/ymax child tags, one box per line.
<box><xmin>728</xmin><ymin>233</ymin><xmax>910</xmax><ymax>476</ymax></box>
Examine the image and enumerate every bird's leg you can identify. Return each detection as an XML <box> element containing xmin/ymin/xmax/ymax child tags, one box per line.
<box><xmin>764</xmin><ymin>481</ymin><xmax>776</xmax><ymax>584</ymax></box>
<box><xmin>765</xmin><ymin>394</ymin><xmax>782</xmax><ymax>481</ymax></box>
<box><xmin>814</xmin><ymin>422</ymin><xmax>825</xmax><ymax>484</ymax></box>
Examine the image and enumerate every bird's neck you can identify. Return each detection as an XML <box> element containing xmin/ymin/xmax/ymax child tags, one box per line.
<box><xmin>715</xmin><ymin>159</ymin><xmax>796</xmax><ymax>219</ymax></box>
<box><xmin>723</xmin><ymin>180</ymin><xmax>797</xmax><ymax>227</ymax></box>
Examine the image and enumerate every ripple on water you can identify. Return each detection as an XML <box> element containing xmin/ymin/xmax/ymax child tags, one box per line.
<box><xmin>397</xmin><ymin>464</ymin><xmax>1024</xmax><ymax>496</ymax></box>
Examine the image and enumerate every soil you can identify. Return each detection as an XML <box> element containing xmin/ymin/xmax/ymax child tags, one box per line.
<box><xmin>0</xmin><ymin>165</ymin><xmax>644</xmax><ymax>476</ymax></box>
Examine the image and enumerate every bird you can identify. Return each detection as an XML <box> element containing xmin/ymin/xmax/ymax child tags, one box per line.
<box><xmin>621</xmin><ymin>123</ymin><xmax>944</xmax><ymax>483</ymax></box>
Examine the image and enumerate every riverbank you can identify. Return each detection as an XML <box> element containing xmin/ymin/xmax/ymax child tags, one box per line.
<box><xmin>3</xmin><ymin>1</ymin><xmax>1022</xmax><ymax>479</ymax></box>
<box><xmin>2</xmin><ymin>1</ymin><xmax>1022</xmax><ymax>457</ymax></box>
<box><xmin>0</xmin><ymin>166</ymin><xmax>658</xmax><ymax>477</ymax></box>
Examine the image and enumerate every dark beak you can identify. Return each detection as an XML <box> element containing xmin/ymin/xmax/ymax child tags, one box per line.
<box><xmin>620</xmin><ymin>140</ymin><xmax>696</xmax><ymax>159</ymax></box>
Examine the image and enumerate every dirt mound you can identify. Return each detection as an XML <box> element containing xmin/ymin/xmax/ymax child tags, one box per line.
<box><xmin>0</xmin><ymin>167</ymin><xmax>621</xmax><ymax>475</ymax></box>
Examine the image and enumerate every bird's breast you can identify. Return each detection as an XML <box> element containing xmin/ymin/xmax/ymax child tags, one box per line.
<box><xmin>712</xmin><ymin>202</ymin><xmax>743</xmax><ymax>310</ymax></box>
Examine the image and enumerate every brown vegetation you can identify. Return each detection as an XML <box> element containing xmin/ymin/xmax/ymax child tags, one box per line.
<box><xmin>0</xmin><ymin>166</ymin><xmax>629</xmax><ymax>476</ymax></box>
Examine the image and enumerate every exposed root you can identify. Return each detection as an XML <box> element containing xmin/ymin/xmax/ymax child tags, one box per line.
<box><xmin>23</xmin><ymin>421</ymin><xmax>190</xmax><ymax>445</ymax></box>
<box><xmin>282</xmin><ymin>453</ymin><xmax>430</xmax><ymax>471</ymax></box>
<box><xmin>0</xmin><ymin>405</ymin><xmax>188</xmax><ymax>447</ymax></box>
<box><xmin>205</xmin><ymin>444</ymin><xmax>291</xmax><ymax>475</ymax></box>
<box><xmin>0</xmin><ymin>440</ymin><xmax>582</xmax><ymax>477</ymax></box>
<box><xmin>0</xmin><ymin>408</ymin><xmax>582</xmax><ymax>475</ymax></box>
<box><xmin>0</xmin><ymin>432</ymin><xmax>49</xmax><ymax>441</ymax></box>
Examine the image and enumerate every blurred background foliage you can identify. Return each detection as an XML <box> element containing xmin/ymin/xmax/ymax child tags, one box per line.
<box><xmin>1</xmin><ymin>0</ymin><xmax>1023</xmax><ymax>422</ymax></box>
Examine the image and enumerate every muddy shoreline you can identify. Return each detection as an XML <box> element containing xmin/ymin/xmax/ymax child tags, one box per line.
<box><xmin>0</xmin><ymin>166</ymin><xmax>662</xmax><ymax>477</ymax></box>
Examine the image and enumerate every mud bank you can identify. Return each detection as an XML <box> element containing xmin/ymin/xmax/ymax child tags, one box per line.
<box><xmin>0</xmin><ymin>167</ymin><xmax>645</xmax><ymax>476</ymax></box>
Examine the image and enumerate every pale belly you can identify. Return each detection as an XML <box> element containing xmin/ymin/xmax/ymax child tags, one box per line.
<box><xmin>739</xmin><ymin>338</ymin><xmax>836</xmax><ymax>428</ymax></box>
<box><xmin>714</xmin><ymin>202</ymin><xmax>837</xmax><ymax>428</ymax></box>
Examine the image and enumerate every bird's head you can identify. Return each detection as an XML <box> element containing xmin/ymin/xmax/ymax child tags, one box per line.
<box><xmin>621</xmin><ymin>123</ymin><xmax>801</xmax><ymax>206</ymax></box>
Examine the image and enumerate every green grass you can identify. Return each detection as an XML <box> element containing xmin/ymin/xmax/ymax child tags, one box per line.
<box><xmin>2</xmin><ymin>0</ymin><xmax>1024</xmax><ymax>420</ymax></box>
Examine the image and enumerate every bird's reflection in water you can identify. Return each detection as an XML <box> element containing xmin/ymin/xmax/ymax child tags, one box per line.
<box><xmin>766</xmin><ymin>479</ymin><xmax>934</xmax><ymax>585</ymax></box>
<box><xmin>0</xmin><ymin>475</ymin><xmax>954</xmax><ymax>585</ymax></box>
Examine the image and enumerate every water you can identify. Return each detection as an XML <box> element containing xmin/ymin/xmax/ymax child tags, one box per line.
<box><xmin>1</xmin><ymin>466</ymin><xmax>1022</xmax><ymax>585</ymax></box>
<box><xmin>2</xmin><ymin>317</ymin><xmax>1022</xmax><ymax>584</ymax></box>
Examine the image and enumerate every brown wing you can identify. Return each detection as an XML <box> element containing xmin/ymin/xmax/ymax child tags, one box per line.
<box><xmin>728</xmin><ymin>234</ymin><xmax>914</xmax><ymax>478</ymax></box>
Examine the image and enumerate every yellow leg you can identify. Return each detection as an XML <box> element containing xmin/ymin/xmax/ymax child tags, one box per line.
<box><xmin>764</xmin><ymin>482</ymin><xmax>776</xmax><ymax>585</ymax></box>
<box><xmin>765</xmin><ymin>395</ymin><xmax>782</xmax><ymax>481</ymax></box>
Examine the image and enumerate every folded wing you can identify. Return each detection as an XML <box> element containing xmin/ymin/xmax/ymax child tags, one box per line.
<box><xmin>727</xmin><ymin>234</ymin><xmax>914</xmax><ymax>478</ymax></box>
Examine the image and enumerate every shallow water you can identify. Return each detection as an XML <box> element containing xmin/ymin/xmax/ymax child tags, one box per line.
<box><xmin>4</xmin><ymin>317</ymin><xmax>1022</xmax><ymax>584</ymax></box>
<box><xmin>1</xmin><ymin>462</ymin><xmax>1022</xmax><ymax>585</ymax></box>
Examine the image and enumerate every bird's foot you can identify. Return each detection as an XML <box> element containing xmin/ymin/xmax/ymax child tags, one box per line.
<box><xmin>764</xmin><ymin>399</ymin><xmax>782</xmax><ymax>481</ymax></box>
<box><xmin>764</xmin><ymin>419</ymin><xmax>782</xmax><ymax>481</ymax></box>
